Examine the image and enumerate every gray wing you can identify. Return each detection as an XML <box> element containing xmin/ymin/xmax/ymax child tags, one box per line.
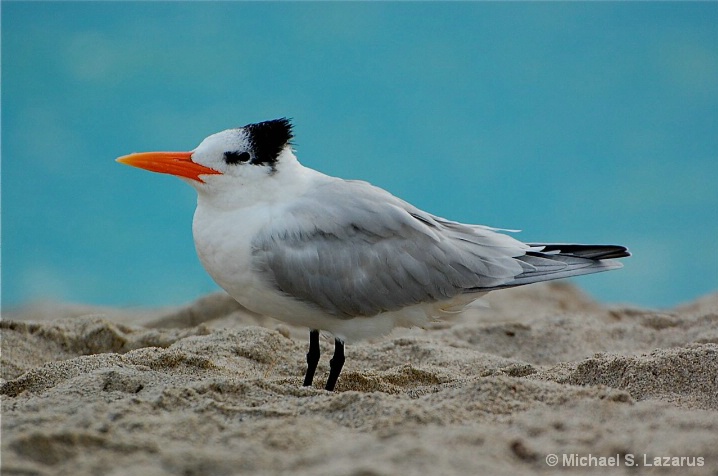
<box><xmin>250</xmin><ymin>179</ymin><xmax>532</xmax><ymax>318</ymax></box>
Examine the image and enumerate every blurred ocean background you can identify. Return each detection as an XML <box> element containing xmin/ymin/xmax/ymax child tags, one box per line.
<box><xmin>2</xmin><ymin>2</ymin><xmax>717</xmax><ymax>310</ymax></box>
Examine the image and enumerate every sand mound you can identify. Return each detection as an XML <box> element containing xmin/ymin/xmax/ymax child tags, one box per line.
<box><xmin>2</xmin><ymin>283</ymin><xmax>717</xmax><ymax>475</ymax></box>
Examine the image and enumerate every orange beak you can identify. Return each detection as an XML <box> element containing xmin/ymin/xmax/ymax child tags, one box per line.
<box><xmin>116</xmin><ymin>151</ymin><xmax>222</xmax><ymax>183</ymax></box>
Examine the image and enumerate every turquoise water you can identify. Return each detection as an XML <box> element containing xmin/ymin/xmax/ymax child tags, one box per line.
<box><xmin>2</xmin><ymin>2</ymin><xmax>717</xmax><ymax>309</ymax></box>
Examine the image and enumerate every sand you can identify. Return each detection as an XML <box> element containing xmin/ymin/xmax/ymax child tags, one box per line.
<box><xmin>2</xmin><ymin>282</ymin><xmax>717</xmax><ymax>475</ymax></box>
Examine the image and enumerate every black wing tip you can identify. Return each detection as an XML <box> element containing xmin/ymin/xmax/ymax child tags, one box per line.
<box><xmin>608</xmin><ymin>246</ymin><xmax>631</xmax><ymax>259</ymax></box>
<box><xmin>528</xmin><ymin>244</ymin><xmax>631</xmax><ymax>260</ymax></box>
<box><xmin>587</xmin><ymin>245</ymin><xmax>631</xmax><ymax>260</ymax></box>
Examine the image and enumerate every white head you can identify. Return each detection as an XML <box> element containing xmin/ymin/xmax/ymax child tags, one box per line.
<box><xmin>117</xmin><ymin>118</ymin><xmax>304</xmax><ymax>205</ymax></box>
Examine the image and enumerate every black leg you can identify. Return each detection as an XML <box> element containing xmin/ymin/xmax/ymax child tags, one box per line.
<box><xmin>303</xmin><ymin>329</ymin><xmax>320</xmax><ymax>387</ymax></box>
<box><xmin>325</xmin><ymin>338</ymin><xmax>345</xmax><ymax>391</ymax></box>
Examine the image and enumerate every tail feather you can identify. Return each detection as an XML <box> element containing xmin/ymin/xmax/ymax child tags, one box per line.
<box><xmin>476</xmin><ymin>244</ymin><xmax>630</xmax><ymax>291</ymax></box>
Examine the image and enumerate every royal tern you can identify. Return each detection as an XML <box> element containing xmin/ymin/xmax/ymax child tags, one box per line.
<box><xmin>117</xmin><ymin>118</ymin><xmax>629</xmax><ymax>391</ymax></box>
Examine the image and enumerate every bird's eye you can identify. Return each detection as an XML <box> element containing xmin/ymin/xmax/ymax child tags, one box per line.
<box><xmin>223</xmin><ymin>151</ymin><xmax>251</xmax><ymax>165</ymax></box>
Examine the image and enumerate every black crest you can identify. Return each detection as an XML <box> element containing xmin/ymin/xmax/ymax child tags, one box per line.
<box><xmin>243</xmin><ymin>118</ymin><xmax>294</xmax><ymax>167</ymax></box>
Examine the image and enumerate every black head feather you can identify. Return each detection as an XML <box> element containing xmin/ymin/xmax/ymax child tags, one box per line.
<box><xmin>243</xmin><ymin>118</ymin><xmax>294</xmax><ymax>167</ymax></box>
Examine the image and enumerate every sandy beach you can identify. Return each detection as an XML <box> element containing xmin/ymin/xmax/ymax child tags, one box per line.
<box><xmin>2</xmin><ymin>282</ymin><xmax>717</xmax><ymax>475</ymax></box>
